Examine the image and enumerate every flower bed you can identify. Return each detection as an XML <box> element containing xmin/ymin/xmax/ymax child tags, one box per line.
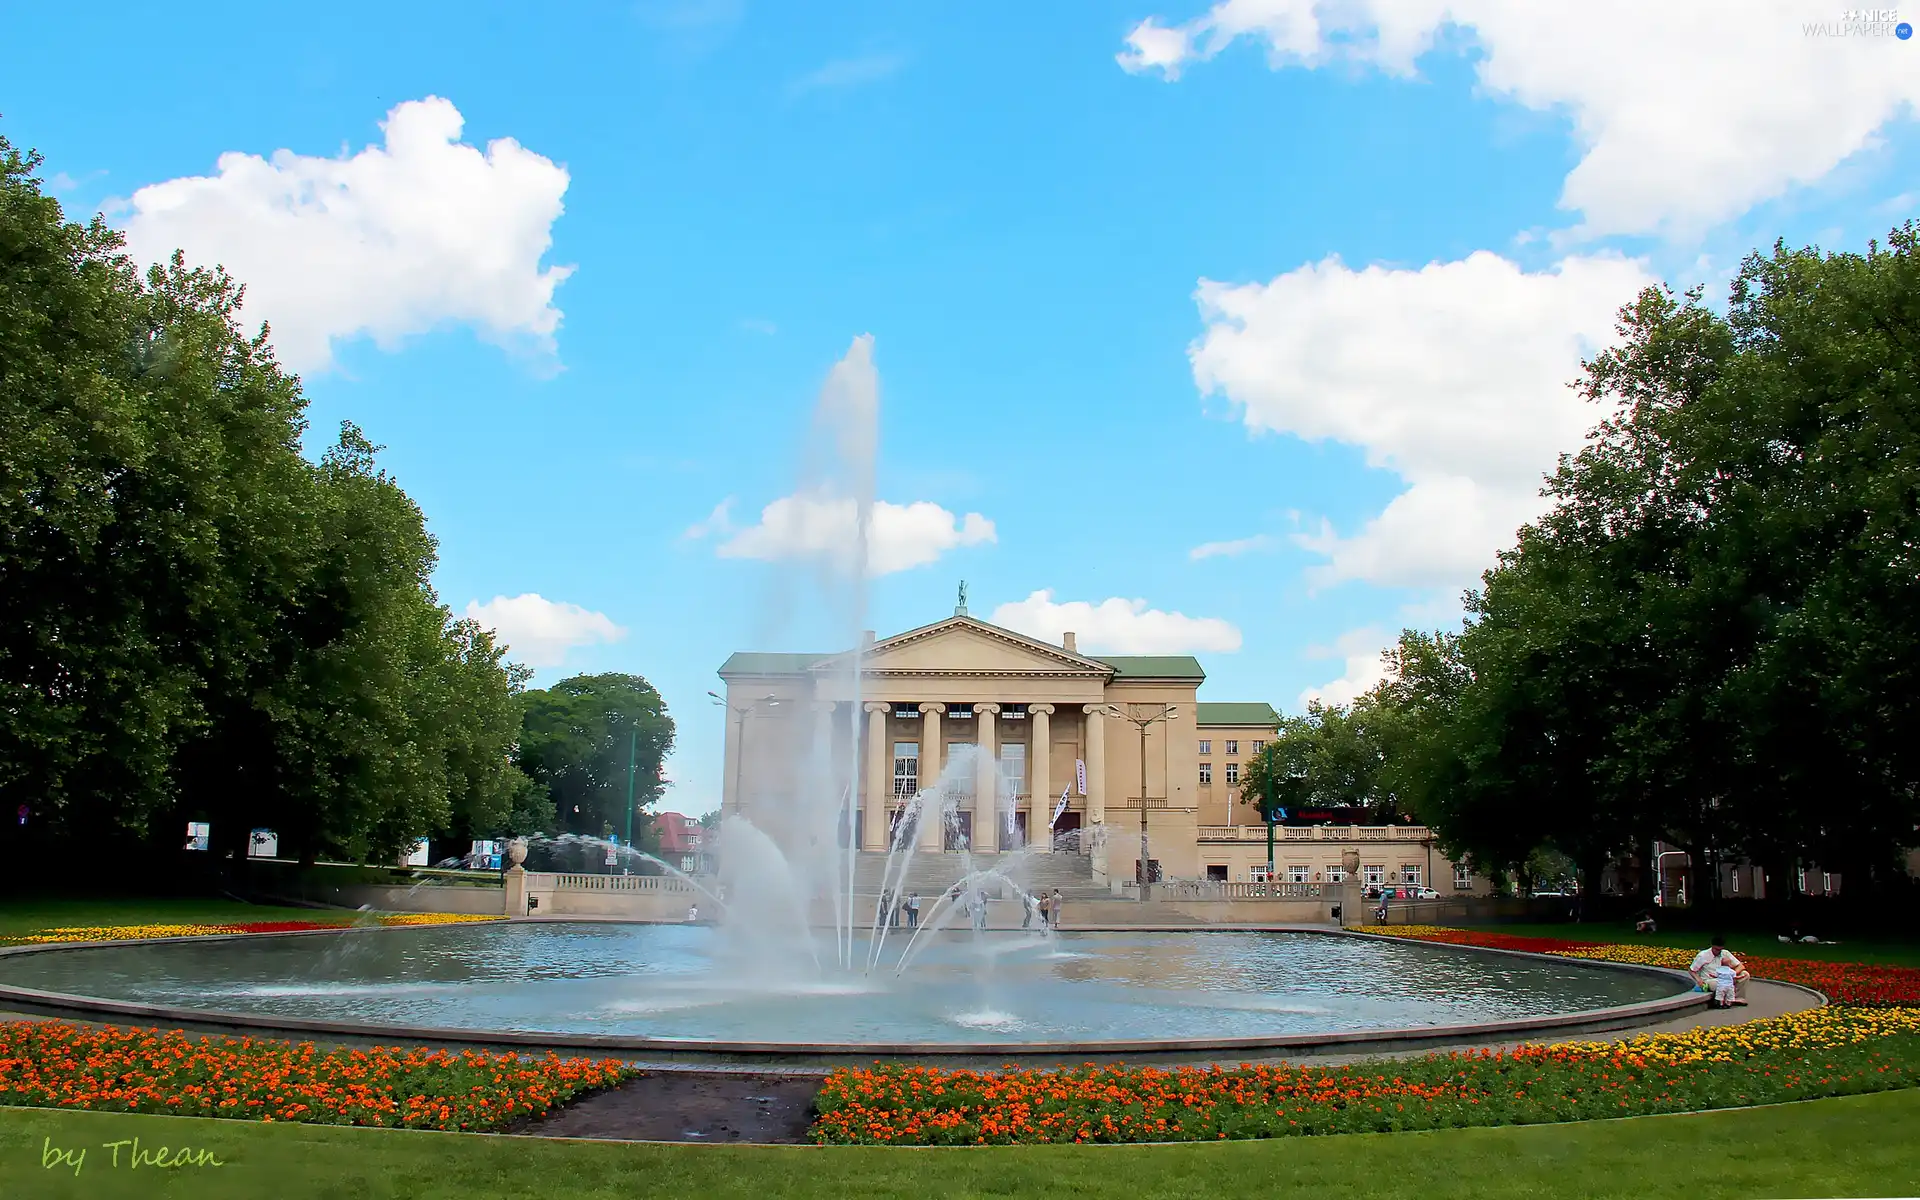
<box><xmin>810</xmin><ymin>1007</ymin><xmax>1920</xmax><ymax>1145</ymax></box>
<box><xmin>3</xmin><ymin>914</ymin><xmax>500</xmax><ymax>945</ymax></box>
<box><xmin>1366</xmin><ymin>926</ymin><xmax>1920</xmax><ymax>1007</ymax></box>
<box><xmin>0</xmin><ymin>1022</ymin><xmax>631</xmax><ymax>1130</ymax></box>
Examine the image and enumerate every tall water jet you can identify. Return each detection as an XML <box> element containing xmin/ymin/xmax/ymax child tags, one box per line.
<box><xmin>725</xmin><ymin>335</ymin><xmax>880</xmax><ymax>971</ymax></box>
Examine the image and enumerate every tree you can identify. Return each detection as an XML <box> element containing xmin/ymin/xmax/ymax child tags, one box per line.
<box><xmin>0</xmin><ymin>140</ymin><xmax>534</xmax><ymax>875</ymax></box>
<box><xmin>515</xmin><ymin>674</ymin><xmax>675</xmax><ymax>839</ymax></box>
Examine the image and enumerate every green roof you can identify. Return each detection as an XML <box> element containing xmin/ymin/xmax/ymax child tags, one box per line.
<box><xmin>1093</xmin><ymin>655</ymin><xmax>1206</xmax><ymax>681</ymax></box>
<box><xmin>1196</xmin><ymin>702</ymin><xmax>1280</xmax><ymax>728</ymax></box>
<box><xmin>718</xmin><ymin>651</ymin><xmax>825</xmax><ymax>676</ymax></box>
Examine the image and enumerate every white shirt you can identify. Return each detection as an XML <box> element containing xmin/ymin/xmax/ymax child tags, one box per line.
<box><xmin>1690</xmin><ymin>948</ymin><xmax>1742</xmax><ymax>976</ymax></box>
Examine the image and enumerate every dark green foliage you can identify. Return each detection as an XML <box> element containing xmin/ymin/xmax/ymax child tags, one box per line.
<box><xmin>515</xmin><ymin>674</ymin><xmax>674</xmax><ymax>841</ymax></box>
<box><xmin>1373</xmin><ymin>226</ymin><xmax>1920</xmax><ymax>903</ymax></box>
<box><xmin>0</xmin><ymin>139</ymin><xmax>544</xmax><ymax>870</ymax></box>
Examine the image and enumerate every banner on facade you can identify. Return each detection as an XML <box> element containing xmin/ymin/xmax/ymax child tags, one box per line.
<box><xmin>1075</xmin><ymin>759</ymin><xmax>1086</xmax><ymax>796</ymax></box>
<box><xmin>1051</xmin><ymin>786</ymin><xmax>1070</xmax><ymax>829</ymax></box>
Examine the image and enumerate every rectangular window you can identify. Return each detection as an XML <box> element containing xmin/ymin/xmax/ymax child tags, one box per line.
<box><xmin>1224</xmin><ymin>762</ymin><xmax>1240</xmax><ymax>784</ymax></box>
<box><xmin>1401</xmin><ymin>865</ymin><xmax>1421</xmax><ymax>886</ymax></box>
<box><xmin>998</xmin><ymin>743</ymin><xmax>1027</xmax><ymax>796</ymax></box>
<box><xmin>1287</xmin><ymin>864</ymin><xmax>1310</xmax><ymax>884</ymax></box>
<box><xmin>892</xmin><ymin>703</ymin><xmax>920</xmax><ymax>719</ymax></box>
<box><xmin>1362</xmin><ymin>865</ymin><xmax>1385</xmax><ymax>887</ymax></box>
<box><xmin>1226</xmin><ymin>739</ymin><xmax>1239</xmax><ymax>756</ymax></box>
<box><xmin>1001</xmin><ymin>704</ymin><xmax>1028</xmax><ymax>720</ymax></box>
<box><xmin>1325</xmin><ymin>864</ymin><xmax>1346</xmax><ymax>884</ymax></box>
<box><xmin>947</xmin><ymin>704</ymin><xmax>974</xmax><ymax>720</ymax></box>
<box><xmin>1198</xmin><ymin>739</ymin><xmax>1212</xmax><ymax>755</ymax></box>
<box><xmin>1453</xmin><ymin>864</ymin><xmax>1473</xmax><ymax>890</ymax></box>
<box><xmin>892</xmin><ymin>742</ymin><xmax>919</xmax><ymax>797</ymax></box>
<box><xmin>1206</xmin><ymin>864</ymin><xmax>1228</xmax><ymax>881</ymax></box>
<box><xmin>1198</xmin><ymin>762</ymin><xmax>1212</xmax><ymax>785</ymax></box>
<box><xmin>1249</xmin><ymin>863</ymin><xmax>1271</xmax><ymax>882</ymax></box>
<box><xmin>1251</xmin><ymin>740</ymin><xmax>1265</xmax><ymax>753</ymax></box>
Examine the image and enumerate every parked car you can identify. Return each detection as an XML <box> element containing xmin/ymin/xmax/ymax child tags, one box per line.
<box><xmin>1414</xmin><ymin>887</ymin><xmax>1439</xmax><ymax>900</ymax></box>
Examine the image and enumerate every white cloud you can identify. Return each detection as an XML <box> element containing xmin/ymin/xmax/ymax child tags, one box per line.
<box><xmin>991</xmin><ymin>590</ymin><xmax>1243</xmax><ymax>654</ymax></box>
<box><xmin>790</xmin><ymin>53</ymin><xmax>907</xmax><ymax>96</ymax></box>
<box><xmin>1298</xmin><ymin>626</ymin><xmax>1393</xmax><ymax>708</ymax></box>
<box><xmin>464</xmin><ymin>594</ymin><xmax>626</xmax><ymax>670</ymax></box>
<box><xmin>709</xmin><ymin>493</ymin><xmax>996</xmax><ymax>576</ymax></box>
<box><xmin>1190</xmin><ymin>534</ymin><xmax>1278</xmax><ymax>560</ymax></box>
<box><xmin>119</xmin><ymin>96</ymin><xmax>572</xmax><ymax>373</ymax></box>
<box><xmin>1119</xmin><ymin>2</ymin><xmax>1920</xmax><ymax>238</ymax></box>
<box><xmin>683</xmin><ymin>498</ymin><xmax>735</xmax><ymax>540</ymax></box>
<box><xmin>1191</xmin><ymin>250</ymin><xmax>1656</xmax><ymax>589</ymax></box>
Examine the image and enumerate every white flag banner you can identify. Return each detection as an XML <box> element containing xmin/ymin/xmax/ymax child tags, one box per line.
<box><xmin>1051</xmin><ymin>786</ymin><xmax>1070</xmax><ymax>828</ymax></box>
<box><xmin>1075</xmin><ymin>758</ymin><xmax>1086</xmax><ymax>796</ymax></box>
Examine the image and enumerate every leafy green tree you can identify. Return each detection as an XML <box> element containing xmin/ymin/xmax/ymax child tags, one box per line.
<box><xmin>0</xmin><ymin>140</ymin><xmax>535</xmax><ymax>873</ymax></box>
<box><xmin>516</xmin><ymin>674</ymin><xmax>675</xmax><ymax>840</ymax></box>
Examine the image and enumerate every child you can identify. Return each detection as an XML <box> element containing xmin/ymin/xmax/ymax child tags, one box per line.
<box><xmin>1710</xmin><ymin>960</ymin><xmax>1740</xmax><ymax>1007</ymax></box>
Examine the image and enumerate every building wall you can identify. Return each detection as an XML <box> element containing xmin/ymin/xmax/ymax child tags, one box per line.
<box><xmin>1193</xmin><ymin>722</ymin><xmax>1278</xmax><ymax>825</ymax></box>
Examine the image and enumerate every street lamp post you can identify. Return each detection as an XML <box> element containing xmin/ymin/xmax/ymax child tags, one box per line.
<box><xmin>1100</xmin><ymin>703</ymin><xmax>1178</xmax><ymax>902</ymax></box>
<box><xmin>709</xmin><ymin>691</ymin><xmax>779</xmax><ymax>819</ymax></box>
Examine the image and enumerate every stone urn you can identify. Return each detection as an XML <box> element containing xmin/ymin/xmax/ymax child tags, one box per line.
<box><xmin>507</xmin><ymin>838</ymin><xmax>529</xmax><ymax>868</ymax></box>
<box><xmin>1340</xmin><ymin>848</ymin><xmax>1360</xmax><ymax>876</ymax></box>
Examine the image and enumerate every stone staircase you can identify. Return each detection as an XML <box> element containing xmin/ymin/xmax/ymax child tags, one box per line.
<box><xmin>852</xmin><ymin>850</ymin><xmax>1108</xmax><ymax>900</ymax></box>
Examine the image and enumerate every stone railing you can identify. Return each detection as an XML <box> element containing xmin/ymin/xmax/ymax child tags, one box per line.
<box><xmin>1195</xmin><ymin>825</ymin><xmax>1432</xmax><ymax>843</ymax></box>
<box><xmin>1123</xmin><ymin>880</ymin><xmax>1325</xmax><ymax>901</ymax></box>
<box><xmin>538</xmin><ymin>873</ymin><xmax>699</xmax><ymax>893</ymax></box>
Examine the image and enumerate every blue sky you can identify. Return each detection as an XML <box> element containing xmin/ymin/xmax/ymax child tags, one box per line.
<box><xmin>8</xmin><ymin>1</ymin><xmax>1917</xmax><ymax>817</ymax></box>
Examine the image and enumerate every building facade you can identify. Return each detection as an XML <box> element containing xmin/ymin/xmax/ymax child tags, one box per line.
<box><xmin>716</xmin><ymin>609</ymin><xmax>1476</xmax><ymax>891</ymax></box>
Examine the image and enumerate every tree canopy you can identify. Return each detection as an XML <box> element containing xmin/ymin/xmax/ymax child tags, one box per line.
<box><xmin>0</xmin><ymin>139</ymin><xmax>563</xmax><ymax>874</ymax></box>
<box><xmin>1327</xmin><ymin>225</ymin><xmax>1920</xmax><ymax>911</ymax></box>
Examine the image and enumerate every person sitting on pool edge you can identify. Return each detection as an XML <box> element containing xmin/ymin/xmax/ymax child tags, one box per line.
<box><xmin>1689</xmin><ymin>934</ymin><xmax>1750</xmax><ymax>1008</ymax></box>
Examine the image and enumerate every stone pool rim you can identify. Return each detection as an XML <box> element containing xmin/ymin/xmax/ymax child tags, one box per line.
<box><xmin>0</xmin><ymin>920</ymin><xmax>1717</xmax><ymax>1065</ymax></box>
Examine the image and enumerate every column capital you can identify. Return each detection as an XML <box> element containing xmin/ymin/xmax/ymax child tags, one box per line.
<box><xmin>1082</xmin><ymin>703</ymin><xmax>1108</xmax><ymax>716</ymax></box>
<box><xmin>976</xmin><ymin>702</ymin><xmax>1001</xmax><ymax>716</ymax></box>
<box><xmin>1030</xmin><ymin>703</ymin><xmax>1056</xmax><ymax>716</ymax></box>
<box><xmin>918</xmin><ymin>702</ymin><xmax>946</xmax><ymax>715</ymax></box>
<box><xmin>864</xmin><ymin>701</ymin><xmax>890</xmax><ymax>714</ymax></box>
<box><xmin>811</xmin><ymin>699</ymin><xmax>838</xmax><ymax>713</ymax></box>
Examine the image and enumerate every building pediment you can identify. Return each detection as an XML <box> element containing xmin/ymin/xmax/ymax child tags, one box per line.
<box><xmin>815</xmin><ymin>616</ymin><xmax>1112</xmax><ymax>679</ymax></box>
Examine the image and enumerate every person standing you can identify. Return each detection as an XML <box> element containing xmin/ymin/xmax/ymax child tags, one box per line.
<box><xmin>1050</xmin><ymin>889</ymin><xmax>1064</xmax><ymax>931</ymax></box>
<box><xmin>906</xmin><ymin>890</ymin><xmax>920</xmax><ymax>929</ymax></box>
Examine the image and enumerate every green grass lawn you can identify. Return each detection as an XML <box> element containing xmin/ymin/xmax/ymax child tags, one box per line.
<box><xmin>6</xmin><ymin>1091</ymin><xmax>1920</xmax><ymax>1200</ymax></box>
<box><xmin>1467</xmin><ymin>920</ymin><xmax>1920</xmax><ymax>968</ymax></box>
<box><xmin>0</xmin><ymin>897</ymin><xmax>352</xmax><ymax>941</ymax></box>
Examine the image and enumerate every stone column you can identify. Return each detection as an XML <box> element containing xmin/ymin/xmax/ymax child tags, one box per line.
<box><xmin>1082</xmin><ymin>705</ymin><xmax>1108</xmax><ymax>825</ymax></box>
<box><xmin>864</xmin><ymin>702</ymin><xmax>890</xmax><ymax>851</ymax></box>
<box><xmin>1028</xmin><ymin>704</ymin><xmax>1054</xmax><ymax>853</ymax></box>
<box><xmin>975</xmin><ymin>703</ymin><xmax>1000</xmax><ymax>852</ymax></box>
<box><xmin>918</xmin><ymin>703</ymin><xmax>945</xmax><ymax>851</ymax></box>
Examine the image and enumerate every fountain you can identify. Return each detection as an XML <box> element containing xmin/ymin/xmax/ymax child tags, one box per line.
<box><xmin>0</xmin><ymin>336</ymin><xmax>1707</xmax><ymax>1061</ymax></box>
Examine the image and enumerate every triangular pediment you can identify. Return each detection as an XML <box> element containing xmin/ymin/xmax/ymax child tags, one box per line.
<box><xmin>813</xmin><ymin>616</ymin><xmax>1112</xmax><ymax>677</ymax></box>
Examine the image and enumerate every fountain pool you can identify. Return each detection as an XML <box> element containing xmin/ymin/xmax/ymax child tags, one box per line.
<box><xmin>0</xmin><ymin>923</ymin><xmax>1693</xmax><ymax>1058</ymax></box>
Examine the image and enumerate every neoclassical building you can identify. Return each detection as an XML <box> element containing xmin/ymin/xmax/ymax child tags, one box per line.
<box><xmin>716</xmin><ymin>605</ymin><xmax>1474</xmax><ymax>891</ymax></box>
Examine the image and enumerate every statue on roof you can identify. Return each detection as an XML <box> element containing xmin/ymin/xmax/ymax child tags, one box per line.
<box><xmin>956</xmin><ymin>580</ymin><xmax>968</xmax><ymax>616</ymax></box>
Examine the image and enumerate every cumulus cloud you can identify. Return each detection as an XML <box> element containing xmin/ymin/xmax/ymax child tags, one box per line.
<box><xmin>464</xmin><ymin>594</ymin><xmax>626</xmax><ymax>669</ymax></box>
<box><xmin>1119</xmin><ymin>1</ymin><xmax>1920</xmax><ymax>238</ymax></box>
<box><xmin>683</xmin><ymin>498</ymin><xmax>735</xmax><ymax>540</ymax></box>
<box><xmin>1190</xmin><ymin>534</ymin><xmax>1278</xmax><ymax>560</ymax></box>
<box><xmin>119</xmin><ymin>96</ymin><xmax>573</xmax><ymax>373</ymax></box>
<box><xmin>992</xmin><ymin>590</ymin><xmax>1243</xmax><ymax>654</ymax></box>
<box><xmin>1191</xmin><ymin>250</ymin><xmax>1656</xmax><ymax>590</ymax></box>
<box><xmin>1298</xmin><ymin>626</ymin><xmax>1394</xmax><ymax>709</ymax></box>
<box><xmin>707</xmin><ymin>493</ymin><xmax>996</xmax><ymax>576</ymax></box>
